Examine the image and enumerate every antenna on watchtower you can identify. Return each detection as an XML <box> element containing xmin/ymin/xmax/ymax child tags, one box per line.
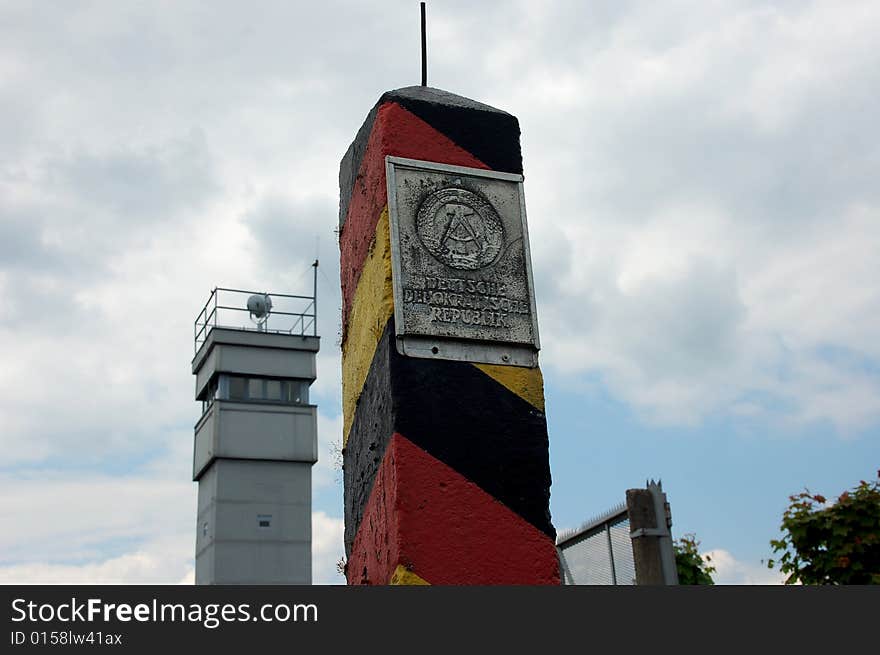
<box><xmin>312</xmin><ymin>258</ymin><xmax>319</xmax><ymax>337</ymax></box>
<box><xmin>420</xmin><ymin>2</ymin><xmax>427</xmax><ymax>86</ymax></box>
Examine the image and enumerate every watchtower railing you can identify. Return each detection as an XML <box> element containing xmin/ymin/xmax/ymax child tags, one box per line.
<box><xmin>194</xmin><ymin>263</ymin><xmax>318</xmax><ymax>354</ymax></box>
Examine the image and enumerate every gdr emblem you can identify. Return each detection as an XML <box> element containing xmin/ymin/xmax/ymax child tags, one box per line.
<box><xmin>416</xmin><ymin>188</ymin><xmax>504</xmax><ymax>270</ymax></box>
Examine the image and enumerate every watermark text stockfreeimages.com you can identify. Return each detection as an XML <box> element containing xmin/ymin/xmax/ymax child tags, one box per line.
<box><xmin>11</xmin><ymin>597</ymin><xmax>317</xmax><ymax>630</ymax></box>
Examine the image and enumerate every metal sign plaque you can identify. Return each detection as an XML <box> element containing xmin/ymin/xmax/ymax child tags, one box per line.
<box><xmin>386</xmin><ymin>156</ymin><xmax>540</xmax><ymax>367</ymax></box>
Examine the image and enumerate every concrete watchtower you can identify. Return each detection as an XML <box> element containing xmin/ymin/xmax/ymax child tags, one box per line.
<box><xmin>191</xmin><ymin>282</ymin><xmax>319</xmax><ymax>584</ymax></box>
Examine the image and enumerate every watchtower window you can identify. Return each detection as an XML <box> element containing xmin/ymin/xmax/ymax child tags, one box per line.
<box><xmin>286</xmin><ymin>380</ymin><xmax>308</xmax><ymax>404</ymax></box>
<box><xmin>222</xmin><ymin>375</ymin><xmax>309</xmax><ymax>405</ymax></box>
<box><xmin>228</xmin><ymin>376</ymin><xmax>247</xmax><ymax>401</ymax></box>
<box><xmin>265</xmin><ymin>380</ymin><xmax>282</xmax><ymax>401</ymax></box>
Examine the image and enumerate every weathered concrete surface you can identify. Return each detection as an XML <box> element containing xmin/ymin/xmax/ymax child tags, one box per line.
<box><xmin>626</xmin><ymin>488</ymin><xmax>665</xmax><ymax>585</ymax></box>
<box><xmin>339</xmin><ymin>103</ymin><xmax>488</xmax><ymax>338</ymax></box>
<box><xmin>389</xmin><ymin>565</ymin><xmax>430</xmax><ymax>585</ymax></box>
<box><xmin>341</xmin><ymin>208</ymin><xmax>394</xmax><ymax>444</ymax></box>
<box><xmin>339</xmin><ymin>204</ymin><xmax>545</xmax><ymax>444</ymax></box>
<box><xmin>343</xmin><ymin>320</ymin><xmax>554</xmax><ymax>558</ymax></box>
<box><xmin>347</xmin><ymin>433</ymin><xmax>559</xmax><ymax>585</ymax></box>
<box><xmin>339</xmin><ymin>86</ymin><xmax>556</xmax><ymax>585</ymax></box>
<box><xmin>383</xmin><ymin>86</ymin><xmax>522</xmax><ymax>174</ymax></box>
<box><xmin>339</xmin><ymin>86</ymin><xmax>522</xmax><ymax>229</ymax></box>
<box><xmin>474</xmin><ymin>363</ymin><xmax>545</xmax><ymax>411</ymax></box>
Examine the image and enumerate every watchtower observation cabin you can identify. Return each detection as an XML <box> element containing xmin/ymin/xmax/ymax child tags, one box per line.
<box><xmin>191</xmin><ymin>278</ymin><xmax>319</xmax><ymax>585</ymax></box>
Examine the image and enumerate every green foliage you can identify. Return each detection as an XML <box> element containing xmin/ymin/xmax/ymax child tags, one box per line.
<box><xmin>674</xmin><ymin>533</ymin><xmax>715</xmax><ymax>585</ymax></box>
<box><xmin>768</xmin><ymin>472</ymin><xmax>880</xmax><ymax>585</ymax></box>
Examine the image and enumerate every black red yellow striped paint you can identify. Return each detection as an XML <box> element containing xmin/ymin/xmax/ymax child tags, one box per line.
<box><xmin>343</xmin><ymin>320</ymin><xmax>554</xmax><ymax>556</ymax></box>
<box><xmin>348</xmin><ymin>432</ymin><xmax>560</xmax><ymax>586</ymax></box>
<box><xmin>339</xmin><ymin>86</ymin><xmax>558</xmax><ymax>584</ymax></box>
<box><xmin>338</xmin><ymin>86</ymin><xmax>522</xmax><ymax>230</ymax></box>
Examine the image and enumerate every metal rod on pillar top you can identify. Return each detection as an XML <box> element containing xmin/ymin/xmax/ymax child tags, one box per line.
<box><xmin>420</xmin><ymin>2</ymin><xmax>427</xmax><ymax>86</ymax></box>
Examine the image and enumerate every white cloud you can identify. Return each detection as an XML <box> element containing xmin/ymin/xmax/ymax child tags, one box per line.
<box><xmin>513</xmin><ymin>1</ymin><xmax>880</xmax><ymax>432</ymax></box>
<box><xmin>3</xmin><ymin>0</ymin><xmax>877</xmax><ymax>461</ymax></box>
<box><xmin>0</xmin><ymin>512</ymin><xmax>345</xmax><ymax>585</ymax></box>
<box><xmin>0</xmin><ymin>535</ymin><xmax>193</xmax><ymax>585</ymax></box>
<box><xmin>705</xmin><ymin>548</ymin><xmax>786</xmax><ymax>586</ymax></box>
<box><xmin>0</xmin><ymin>470</ymin><xmax>195</xmax><ymax>565</ymax></box>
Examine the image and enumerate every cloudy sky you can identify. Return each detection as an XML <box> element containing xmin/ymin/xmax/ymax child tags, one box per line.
<box><xmin>1</xmin><ymin>0</ymin><xmax>878</xmax><ymax>585</ymax></box>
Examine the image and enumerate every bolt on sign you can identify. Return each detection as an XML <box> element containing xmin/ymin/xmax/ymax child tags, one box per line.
<box><xmin>386</xmin><ymin>156</ymin><xmax>540</xmax><ymax>367</ymax></box>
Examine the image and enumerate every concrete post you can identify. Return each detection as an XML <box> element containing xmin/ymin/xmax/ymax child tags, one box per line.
<box><xmin>626</xmin><ymin>481</ymin><xmax>679</xmax><ymax>585</ymax></box>
<box><xmin>338</xmin><ymin>86</ymin><xmax>559</xmax><ymax>584</ymax></box>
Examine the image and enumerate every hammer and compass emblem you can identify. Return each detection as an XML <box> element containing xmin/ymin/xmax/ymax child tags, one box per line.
<box><xmin>416</xmin><ymin>187</ymin><xmax>504</xmax><ymax>270</ymax></box>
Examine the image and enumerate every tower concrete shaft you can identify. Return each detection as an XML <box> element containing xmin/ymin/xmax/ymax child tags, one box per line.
<box><xmin>192</xmin><ymin>325</ymin><xmax>319</xmax><ymax>585</ymax></box>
